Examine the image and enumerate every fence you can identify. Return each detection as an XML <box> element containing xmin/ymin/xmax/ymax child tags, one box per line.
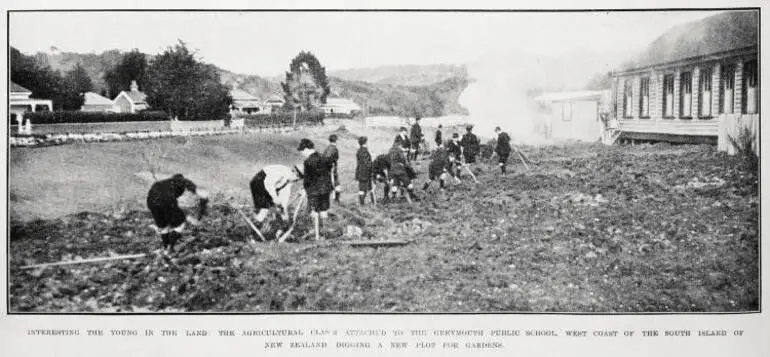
<box><xmin>717</xmin><ymin>114</ymin><xmax>760</xmax><ymax>155</ymax></box>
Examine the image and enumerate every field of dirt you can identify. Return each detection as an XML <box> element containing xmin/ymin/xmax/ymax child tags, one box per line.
<box><xmin>8</xmin><ymin>133</ymin><xmax>759</xmax><ymax>312</ymax></box>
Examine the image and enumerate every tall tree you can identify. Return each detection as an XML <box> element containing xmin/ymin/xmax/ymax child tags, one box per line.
<box><xmin>281</xmin><ymin>51</ymin><xmax>330</xmax><ymax>111</ymax></box>
<box><xmin>144</xmin><ymin>41</ymin><xmax>232</xmax><ymax>120</ymax></box>
<box><xmin>104</xmin><ymin>49</ymin><xmax>148</xmax><ymax>98</ymax></box>
<box><xmin>60</xmin><ymin>63</ymin><xmax>93</xmax><ymax>110</ymax></box>
<box><xmin>11</xmin><ymin>47</ymin><xmax>66</xmax><ymax>109</ymax></box>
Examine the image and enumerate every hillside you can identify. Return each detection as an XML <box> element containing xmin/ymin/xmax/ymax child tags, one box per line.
<box><xmin>329</xmin><ymin>64</ymin><xmax>467</xmax><ymax>86</ymax></box>
<box><xmin>27</xmin><ymin>49</ymin><xmax>469</xmax><ymax>116</ymax></box>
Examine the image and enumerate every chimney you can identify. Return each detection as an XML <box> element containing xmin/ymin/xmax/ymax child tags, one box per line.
<box><xmin>130</xmin><ymin>80</ymin><xmax>139</xmax><ymax>92</ymax></box>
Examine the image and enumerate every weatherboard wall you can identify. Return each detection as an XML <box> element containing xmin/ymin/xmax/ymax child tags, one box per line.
<box><xmin>612</xmin><ymin>48</ymin><xmax>758</xmax><ymax>142</ymax></box>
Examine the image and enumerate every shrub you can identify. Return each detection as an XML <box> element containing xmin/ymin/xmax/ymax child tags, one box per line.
<box><xmin>236</xmin><ymin>112</ymin><xmax>325</xmax><ymax>127</ymax></box>
<box><xmin>24</xmin><ymin>111</ymin><xmax>169</xmax><ymax>124</ymax></box>
<box><xmin>727</xmin><ymin>124</ymin><xmax>758</xmax><ymax>173</ymax></box>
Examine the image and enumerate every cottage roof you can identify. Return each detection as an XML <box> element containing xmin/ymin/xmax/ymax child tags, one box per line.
<box><xmin>265</xmin><ymin>94</ymin><xmax>285</xmax><ymax>103</ymax></box>
<box><xmin>83</xmin><ymin>92</ymin><xmax>114</xmax><ymax>106</ymax></box>
<box><xmin>620</xmin><ymin>10</ymin><xmax>758</xmax><ymax>72</ymax></box>
<box><xmin>231</xmin><ymin>89</ymin><xmax>259</xmax><ymax>101</ymax></box>
<box><xmin>11</xmin><ymin>82</ymin><xmax>32</xmax><ymax>94</ymax></box>
<box><xmin>534</xmin><ymin>90</ymin><xmax>607</xmax><ymax>103</ymax></box>
<box><xmin>324</xmin><ymin>97</ymin><xmax>359</xmax><ymax>106</ymax></box>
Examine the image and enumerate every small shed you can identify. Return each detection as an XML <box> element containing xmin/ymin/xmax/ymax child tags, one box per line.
<box><xmin>534</xmin><ymin>90</ymin><xmax>609</xmax><ymax>142</ymax></box>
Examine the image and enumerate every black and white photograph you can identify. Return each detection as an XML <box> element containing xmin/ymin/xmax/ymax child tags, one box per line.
<box><xmin>6</xmin><ymin>8</ymin><xmax>760</xmax><ymax>314</ymax></box>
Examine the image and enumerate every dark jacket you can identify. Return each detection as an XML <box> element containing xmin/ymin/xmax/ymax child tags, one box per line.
<box><xmin>434</xmin><ymin>129</ymin><xmax>443</xmax><ymax>146</ymax></box>
<box><xmin>410</xmin><ymin>123</ymin><xmax>423</xmax><ymax>144</ymax></box>
<box><xmin>460</xmin><ymin>132</ymin><xmax>480</xmax><ymax>157</ymax></box>
<box><xmin>355</xmin><ymin>147</ymin><xmax>372</xmax><ymax>182</ymax></box>
<box><xmin>323</xmin><ymin>144</ymin><xmax>339</xmax><ymax>165</ymax></box>
<box><xmin>428</xmin><ymin>147</ymin><xmax>452</xmax><ymax>177</ymax></box>
<box><xmin>389</xmin><ymin>147</ymin><xmax>416</xmax><ymax>179</ymax></box>
<box><xmin>446</xmin><ymin>140</ymin><xmax>462</xmax><ymax>160</ymax></box>
<box><xmin>495</xmin><ymin>132</ymin><xmax>512</xmax><ymax>155</ymax></box>
<box><xmin>303</xmin><ymin>151</ymin><xmax>334</xmax><ymax>196</ymax></box>
<box><xmin>394</xmin><ymin>134</ymin><xmax>411</xmax><ymax>150</ymax></box>
<box><xmin>372</xmin><ymin>154</ymin><xmax>391</xmax><ymax>178</ymax></box>
<box><xmin>147</xmin><ymin>175</ymin><xmax>197</xmax><ymax>207</ymax></box>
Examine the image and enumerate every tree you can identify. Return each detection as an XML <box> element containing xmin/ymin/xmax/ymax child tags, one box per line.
<box><xmin>144</xmin><ymin>41</ymin><xmax>232</xmax><ymax>120</ymax></box>
<box><xmin>104</xmin><ymin>49</ymin><xmax>148</xmax><ymax>98</ymax></box>
<box><xmin>60</xmin><ymin>63</ymin><xmax>93</xmax><ymax>110</ymax></box>
<box><xmin>281</xmin><ymin>51</ymin><xmax>331</xmax><ymax>111</ymax></box>
<box><xmin>584</xmin><ymin>71</ymin><xmax>612</xmax><ymax>90</ymax></box>
<box><xmin>11</xmin><ymin>47</ymin><xmax>63</xmax><ymax>109</ymax></box>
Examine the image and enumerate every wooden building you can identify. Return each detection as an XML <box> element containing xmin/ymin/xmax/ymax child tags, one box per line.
<box><xmin>610</xmin><ymin>10</ymin><xmax>758</xmax><ymax>151</ymax></box>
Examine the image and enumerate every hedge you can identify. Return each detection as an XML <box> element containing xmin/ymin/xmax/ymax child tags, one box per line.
<box><xmin>236</xmin><ymin>112</ymin><xmax>325</xmax><ymax>127</ymax></box>
<box><xmin>22</xmin><ymin>111</ymin><xmax>170</xmax><ymax>124</ymax></box>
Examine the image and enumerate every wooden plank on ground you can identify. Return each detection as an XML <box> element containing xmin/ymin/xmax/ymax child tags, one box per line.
<box><xmin>347</xmin><ymin>240</ymin><xmax>410</xmax><ymax>247</ymax></box>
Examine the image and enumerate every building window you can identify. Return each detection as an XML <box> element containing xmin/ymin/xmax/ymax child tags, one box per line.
<box><xmin>663</xmin><ymin>74</ymin><xmax>674</xmax><ymax>118</ymax></box>
<box><xmin>743</xmin><ymin>59</ymin><xmax>758</xmax><ymax>114</ymax></box>
<box><xmin>638</xmin><ymin>77</ymin><xmax>650</xmax><ymax>118</ymax></box>
<box><xmin>679</xmin><ymin>71</ymin><xmax>693</xmax><ymax>118</ymax></box>
<box><xmin>561</xmin><ymin>102</ymin><xmax>573</xmax><ymax>121</ymax></box>
<box><xmin>720</xmin><ymin>64</ymin><xmax>735</xmax><ymax>114</ymax></box>
<box><xmin>623</xmin><ymin>80</ymin><xmax>633</xmax><ymax>118</ymax></box>
<box><xmin>699</xmin><ymin>67</ymin><xmax>713</xmax><ymax>118</ymax></box>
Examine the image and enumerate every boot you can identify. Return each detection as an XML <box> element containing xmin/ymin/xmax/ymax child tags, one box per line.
<box><xmin>358</xmin><ymin>193</ymin><xmax>365</xmax><ymax>205</ymax></box>
<box><xmin>422</xmin><ymin>181</ymin><xmax>430</xmax><ymax>190</ymax></box>
<box><xmin>501</xmin><ymin>165</ymin><xmax>506</xmax><ymax>174</ymax></box>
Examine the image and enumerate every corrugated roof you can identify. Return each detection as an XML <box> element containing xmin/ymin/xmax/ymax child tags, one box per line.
<box><xmin>83</xmin><ymin>92</ymin><xmax>114</xmax><ymax>105</ymax></box>
<box><xmin>620</xmin><ymin>11</ymin><xmax>758</xmax><ymax>71</ymax></box>
<box><xmin>11</xmin><ymin>82</ymin><xmax>31</xmax><ymax>93</ymax></box>
<box><xmin>231</xmin><ymin>89</ymin><xmax>259</xmax><ymax>101</ymax></box>
<box><xmin>534</xmin><ymin>90</ymin><xmax>608</xmax><ymax>102</ymax></box>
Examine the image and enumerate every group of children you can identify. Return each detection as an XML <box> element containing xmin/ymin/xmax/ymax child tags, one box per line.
<box><xmin>145</xmin><ymin>120</ymin><xmax>515</xmax><ymax>250</ymax></box>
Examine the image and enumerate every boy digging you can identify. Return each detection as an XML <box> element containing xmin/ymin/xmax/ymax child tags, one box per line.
<box><xmin>355</xmin><ymin>136</ymin><xmax>374</xmax><ymax>205</ymax></box>
<box><xmin>323</xmin><ymin>134</ymin><xmax>341</xmax><ymax>203</ymax></box>
<box><xmin>494</xmin><ymin>126</ymin><xmax>512</xmax><ymax>174</ymax></box>
<box><xmin>298</xmin><ymin>138</ymin><xmax>334</xmax><ymax>240</ymax></box>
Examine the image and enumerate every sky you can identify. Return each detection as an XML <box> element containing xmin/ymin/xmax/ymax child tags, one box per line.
<box><xmin>9</xmin><ymin>10</ymin><xmax>722</xmax><ymax>76</ymax></box>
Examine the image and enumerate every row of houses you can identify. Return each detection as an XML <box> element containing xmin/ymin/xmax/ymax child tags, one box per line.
<box><xmin>11</xmin><ymin>78</ymin><xmax>362</xmax><ymax>121</ymax></box>
<box><xmin>534</xmin><ymin>10</ymin><xmax>758</xmax><ymax>152</ymax></box>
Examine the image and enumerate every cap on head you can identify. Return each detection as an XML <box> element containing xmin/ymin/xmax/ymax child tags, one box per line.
<box><xmin>452</xmin><ymin>133</ymin><xmax>459</xmax><ymax>138</ymax></box>
<box><xmin>495</xmin><ymin>126</ymin><xmax>501</xmax><ymax>132</ymax></box>
<box><xmin>172</xmin><ymin>173</ymin><xmax>185</xmax><ymax>180</ymax></box>
<box><xmin>415</xmin><ymin>116</ymin><xmax>421</xmax><ymax>121</ymax></box>
<box><xmin>399</xmin><ymin>127</ymin><xmax>408</xmax><ymax>133</ymax></box>
<box><xmin>328</xmin><ymin>134</ymin><xmax>338</xmax><ymax>143</ymax></box>
<box><xmin>438</xmin><ymin>124</ymin><xmax>443</xmax><ymax>129</ymax></box>
<box><xmin>358</xmin><ymin>136</ymin><xmax>368</xmax><ymax>145</ymax></box>
<box><xmin>466</xmin><ymin>125</ymin><xmax>474</xmax><ymax>132</ymax></box>
<box><xmin>297</xmin><ymin>138</ymin><xmax>314</xmax><ymax>151</ymax></box>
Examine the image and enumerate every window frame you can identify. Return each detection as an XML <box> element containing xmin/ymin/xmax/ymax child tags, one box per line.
<box><xmin>638</xmin><ymin>76</ymin><xmax>650</xmax><ymax>119</ymax></box>
<box><xmin>662</xmin><ymin>73</ymin><xmax>675</xmax><ymax>119</ymax></box>
<box><xmin>679</xmin><ymin>71</ymin><xmax>693</xmax><ymax>119</ymax></box>
<box><xmin>719</xmin><ymin>64</ymin><xmax>735</xmax><ymax>115</ymax></box>
<box><xmin>742</xmin><ymin>59</ymin><xmax>759</xmax><ymax>114</ymax></box>
<box><xmin>623</xmin><ymin>79</ymin><xmax>634</xmax><ymax>119</ymax></box>
<box><xmin>698</xmin><ymin>67</ymin><xmax>713</xmax><ymax>119</ymax></box>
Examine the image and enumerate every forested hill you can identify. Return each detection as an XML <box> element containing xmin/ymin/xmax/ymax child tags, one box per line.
<box><xmin>26</xmin><ymin>49</ymin><xmax>469</xmax><ymax>116</ymax></box>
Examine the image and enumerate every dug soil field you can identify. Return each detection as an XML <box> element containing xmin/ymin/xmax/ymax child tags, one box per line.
<box><xmin>8</xmin><ymin>128</ymin><xmax>759</xmax><ymax>312</ymax></box>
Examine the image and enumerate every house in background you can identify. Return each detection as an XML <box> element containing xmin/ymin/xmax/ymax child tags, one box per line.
<box><xmin>80</xmin><ymin>92</ymin><xmax>117</xmax><ymax>112</ymax></box>
<box><xmin>320</xmin><ymin>97</ymin><xmax>362</xmax><ymax>117</ymax></box>
<box><xmin>263</xmin><ymin>94</ymin><xmax>286</xmax><ymax>113</ymax></box>
<box><xmin>113</xmin><ymin>80</ymin><xmax>149</xmax><ymax>113</ymax></box>
<box><xmin>230</xmin><ymin>89</ymin><xmax>262</xmax><ymax>114</ymax></box>
<box><xmin>9</xmin><ymin>81</ymin><xmax>53</xmax><ymax>124</ymax></box>
<box><xmin>535</xmin><ymin>90</ymin><xmax>610</xmax><ymax>142</ymax></box>
<box><xmin>610</xmin><ymin>10</ymin><xmax>758</xmax><ymax>152</ymax></box>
